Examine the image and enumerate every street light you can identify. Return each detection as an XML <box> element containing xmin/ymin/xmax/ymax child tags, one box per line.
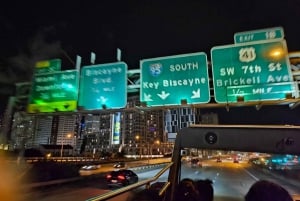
<box><xmin>135</xmin><ymin>135</ymin><xmax>141</xmax><ymax>158</ymax></box>
<box><xmin>60</xmin><ymin>133</ymin><xmax>72</xmax><ymax>157</ymax></box>
<box><xmin>155</xmin><ymin>140</ymin><xmax>160</xmax><ymax>155</ymax></box>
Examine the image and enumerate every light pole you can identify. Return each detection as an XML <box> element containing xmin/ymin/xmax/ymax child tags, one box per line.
<box><xmin>60</xmin><ymin>133</ymin><xmax>72</xmax><ymax>157</ymax></box>
<box><xmin>135</xmin><ymin>135</ymin><xmax>141</xmax><ymax>158</ymax></box>
<box><xmin>148</xmin><ymin>142</ymin><xmax>150</xmax><ymax>164</ymax></box>
<box><xmin>155</xmin><ymin>140</ymin><xmax>160</xmax><ymax>155</ymax></box>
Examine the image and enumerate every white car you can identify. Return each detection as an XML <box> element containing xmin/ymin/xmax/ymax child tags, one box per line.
<box><xmin>80</xmin><ymin>164</ymin><xmax>101</xmax><ymax>170</ymax></box>
<box><xmin>113</xmin><ymin>162</ymin><xmax>126</xmax><ymax>168</ymax></box>
<box><xmin>79</xmin><ymin>164</ymin><xmax>101</xmax><ymax>176</ymax></box>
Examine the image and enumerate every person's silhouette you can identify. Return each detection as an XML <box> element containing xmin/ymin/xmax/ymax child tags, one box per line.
<box><xmin>175</xmin><ymin>178</ymin><xmax>200</xmax><ymax>201</ymax></box>
<box><xmin>174</xmin><ymin>178</ymin><xmax>214</xmax><ymax>201</ymax></box>
<box><xmin>195</xmin><ymin>179</ymin><xmax>214</xmax><ymax>201</ymax></box>
<box><xmin>245</xmin><ymin>180</ymin><xmax>293</xmax><ymax>201</ymax></box>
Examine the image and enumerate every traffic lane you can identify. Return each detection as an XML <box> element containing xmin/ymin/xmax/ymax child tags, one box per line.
<box><xmin>79</xmin><ymin>158</ymin><xmax>171</xmax><ymax>176</ymax></box>
<box><xmin>25</xmin><ymin>159</ymin><xmax>300</xmax><ymax>201</ymax></box>
<box><xmin>134</xmin><ymin>161</ymin><xmax>299</xmax><ymax>201</ymax></box>
<box><xmin>244</xmin><ymin>164</ymin><xmax>300</xmax><ymax>195</ymax></box>
<box><xmin>180</xmin><ymin>161</ymin><xmax>249</xmax><ymax>199</ymax></box>
<box><xmin>181</xmin><ymin>159</ymin><xmax>300</xmax><ymax>200</ymax></box>
<box><xmin>23</xmin><ymin>163</ymin><xmax>167</xmax><ymax>201</ymax></box>
<box><xmin>25</xmin><ymin>188</ymin><xmax>134</xmax><ymax>201</ymax></box>
<box><xmin>23</xmin><ymin>173</ymin><xmax>134</xmax><ymax>201</ymax></box>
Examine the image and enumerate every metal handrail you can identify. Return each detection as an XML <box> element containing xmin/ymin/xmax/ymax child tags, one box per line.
<box><xmin>85</xmin><ymin>162</ymin><xmax>173</xmax><ymax>201</ymax></box>
<box><xmin>159</xmin><ymin>181</ymin><xmax>171</xmax><ymax>196</ymax></box>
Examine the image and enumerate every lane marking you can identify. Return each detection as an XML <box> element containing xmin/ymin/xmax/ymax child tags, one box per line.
<box><xmin>244</xmin><ymin>169</ymin><xmax>259</xmax><ymax>181</ymax></box>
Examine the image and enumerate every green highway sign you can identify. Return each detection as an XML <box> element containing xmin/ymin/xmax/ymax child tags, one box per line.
<box><xmin>211</xmin><ymin>39</ymin><xmax>295</xmax><ymax>103</ymax></box>
<box><xmin>140</xmin><ymin>52</ymin><xmax>210</xmax><ymax>106</ymax></box>
<box><xmin>234</xmin><ymin>27</ymin><xmax>284</xmax><ymax>44</ymax></box>
<box><xmin>28</xmin><ymin>70</ymin><xmax>79</xmax><ymax>113</ymax></box>
<box><xmin>79</xmin><ymin>62</ymin><xmax>127</xmax><ymax>110</ymax></box>
<box><xmin>34</xmin><ymin>59</ymin><xmax>62</xmax><ymax>74</ymax></box>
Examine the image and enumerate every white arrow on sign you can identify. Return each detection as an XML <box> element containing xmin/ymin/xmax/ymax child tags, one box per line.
<box><xmin>97</xmin><ymin>96</ymin><xmax>108</xmax><ymax>104</ymax></box>
<box><xmin>191</xmin><ymin>89</ymin><xmax>201</xmax><ymax>99</ymax></box>
<box><xmin>143</xmin><ymin>93</ymin><xmax>153</xmax><ymax>101</ymax></box>
<box><xmin>157</xmin><ymin>91</ymin><xmax>170</xmax><ymax>100</ymax></box>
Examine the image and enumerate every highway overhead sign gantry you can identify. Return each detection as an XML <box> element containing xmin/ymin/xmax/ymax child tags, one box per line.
<box><xmin>79</xmin><ymin>62</ymin><xmax>127</xmax><ymax>110</ymax></box>
<box><xmin>234</xmin><ymin>27</ymin><xmax>284</xmax><ymax>44</ymax></box>
<box><xmin>140</xmin><ymin>52</ymin><xmax>210</xmax><ymax>106</ymax></box>
<box><xmin>211</xmin><ymin>39</ymin><xmax>296</xmax><ymax>103</ymax></box>
<box><xmin>28</xmin><ymin>70</ymin><xmax>79</xmax><ymax>113</ymax></box>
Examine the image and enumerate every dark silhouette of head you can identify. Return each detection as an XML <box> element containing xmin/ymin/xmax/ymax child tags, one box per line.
<box><xmin>195</xmin><ymin>179</ymin><xmax>214</xmax><ymax>201</ymax></box>
<box><xmin>245</xmin><ymin>180</ymin><xmax>293</xmax><ymax>201</ymax></box>
<box><xmin>175</xmin><ymin>178</ymin><xmax>200</xmax><ymax>201</ymax></box>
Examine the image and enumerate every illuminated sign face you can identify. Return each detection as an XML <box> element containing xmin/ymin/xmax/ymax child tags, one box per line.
<box><xmin>34</xmin><ymin>59</ymin><xmax>61</xmax><ymax>74</ymax></box>
<box><xmin>234</xmin><ymin>27</ymin><xmax>284</xmax><ymax>44</ymax></box>
<box><xmin>79</xmin><ymin>62</ymin><xmax>127</xmax><ymax>110</ymax></box>
<box><xmin>211</xmin><ymin>40</ymin><xmax>297</xmax><ymax>103</ymax></box>
<box><xmin>27</xmin><ymin>70</ymin><xmax>79</xmax><ymax>113</ymax></box>
<box><xmin>112</xmin><ymin>112</ymin><xmax>121</xmax><ymax>145</ymax></box>
<box><xmin>140</xmin><ymin>52</ymin><xmax>210</xmax><ymax>106</ymax></box>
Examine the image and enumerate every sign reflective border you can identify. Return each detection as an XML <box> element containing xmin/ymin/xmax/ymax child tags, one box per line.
<box><xmin>140</xmin><ymin>52</ymin><xmax>210</xmax><ymax>106</ymax></box>
<box><xmin>34</xmin><ymin>58</ymin><xmax>62</xmax><ymax>74</ymax></box>
<box><xmin>79</xmin><ymin>62</ymin><xmax>127</xmax><ymax>110</ymax></box>
<box><xmin>234</xmin><ymin>27</ymin><xmax>284</xmax><ymax>44</ymax></box>
<box><xmin>27</xmin><ymin>70</ymin><xmax>79</xmax><ymax>113</ymax></box>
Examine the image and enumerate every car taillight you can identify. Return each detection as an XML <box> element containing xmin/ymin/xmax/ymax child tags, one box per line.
<box><xmin>118</xmin><ymin>175</ymin><xmax>125</xmax><ymax>180</ymax></box>
<box><xmin>106</xmin><ymin>174</ymin><xmax>112</xmax><ymax>179</ymax></box>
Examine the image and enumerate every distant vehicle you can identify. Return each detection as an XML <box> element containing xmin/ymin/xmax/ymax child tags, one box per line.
<box><xmin>164</xmin><ymin>152</ymin><xmax>172</xmax><ymax>157</ymax></box>
<box><xmin>80</xmin><ymin>164</ymin><xmax>101</xmax><ymax>170</ymax></box>
<box><xmin>233</xmin><ymin>158</ymin><xmax>239</xmax><ymax>163</ymax></box>
<box><xmin>100</xmin><ymin>156</ymin><xmax>110</xmax><ymax>160</ymax></box>
<box><xmin>79</xmin><ymin>164</ymin><xmax>101</xmax><ymax>176</ymax></box>
<box><xmin>182</xmin><ymin>156</ymin><xmax>192</xmax><ymax>162</ymax></box>
<box><xmin>216</xmin><ymin>157</ymin><xmax>222</xmax><ymax>162</ymax></box>
<box><xmin>106</xmin><ymin>169</ymin><xmax>138</xmax><ymax>187</ymax></box>
<box><xmin>191</xmin><ymin>158</ymin><xmax>202</xmax><ymax>168</ymax></box>
<box><xmin>113</xmin><ymin>161</ymin><xmax>126</xmax><ymax>168</ymax></box>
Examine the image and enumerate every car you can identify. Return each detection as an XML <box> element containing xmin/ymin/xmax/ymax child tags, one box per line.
<box><xmin>80</xmin><ymin>164</ymin><xmax>101</xmax><ymax>170</ymax></box>
<box><xmin>106</xmin><ymin>169</ymin><xmax>138</xmax><ymax>188</ymax></box>
<box><xmin>233</xmin><ymin>158</ymin><xmax>239</xmax><ymax>163</ymax></box>
<box><xmin>79</xmin><ymin>164</ymin><xmax>101</xmax><ymax>176</ymax></box>
<box><xmin>191</xmin><ymin>158</ymin><xmax>202</xmax><ymax>168</ymax></box>
<box><xmin>216</xmin><ymin>157</ymin><xmax>222</xmax><ymax>162</ymax></box>
<box><xmin>113</xmin><ymin>161</ymin><xmax>126</xmax><ymax>168</ymax></box>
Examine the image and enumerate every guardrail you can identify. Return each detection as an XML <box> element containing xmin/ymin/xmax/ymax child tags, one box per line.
<box><xmin>25</xmin><ymin>156</ymin><xmax>167</xmax><ymax>163</ymax></box>
<box><xmin>85</xmin><ymin>162</ymin><xmax>173</xmax><ymax>201</ymax></box>
<box><xmin>25</xmin><ymin>156</ymin><xmax>104</xmax><ymax>163</ymax></box>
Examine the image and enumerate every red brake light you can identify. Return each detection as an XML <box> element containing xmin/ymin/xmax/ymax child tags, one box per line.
<box><xmin>118</xmin><ymin>175</ymin><xmax>125</xmax><ymax>180</ymax></box>
<box><xmin>106</xmin><ymin>174</ymin><xmax>112</xmax><ymax>179</ymax></box>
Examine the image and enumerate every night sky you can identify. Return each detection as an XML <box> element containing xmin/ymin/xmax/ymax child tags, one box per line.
<box><xmin>1</xmin><ymin>0</ymin><xmax>300</xmax><ymax>122</ymax></box>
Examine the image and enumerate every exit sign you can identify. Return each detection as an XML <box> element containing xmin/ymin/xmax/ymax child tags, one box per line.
<box><xmin>140</xmin><ymin>52</ymin><xmax>210</xmax><ymax>106</ymax></box>
<box><xmin>234</xmin><ymin>27</ymin><xmax>284</xmax><ymax>44</ymax></box>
